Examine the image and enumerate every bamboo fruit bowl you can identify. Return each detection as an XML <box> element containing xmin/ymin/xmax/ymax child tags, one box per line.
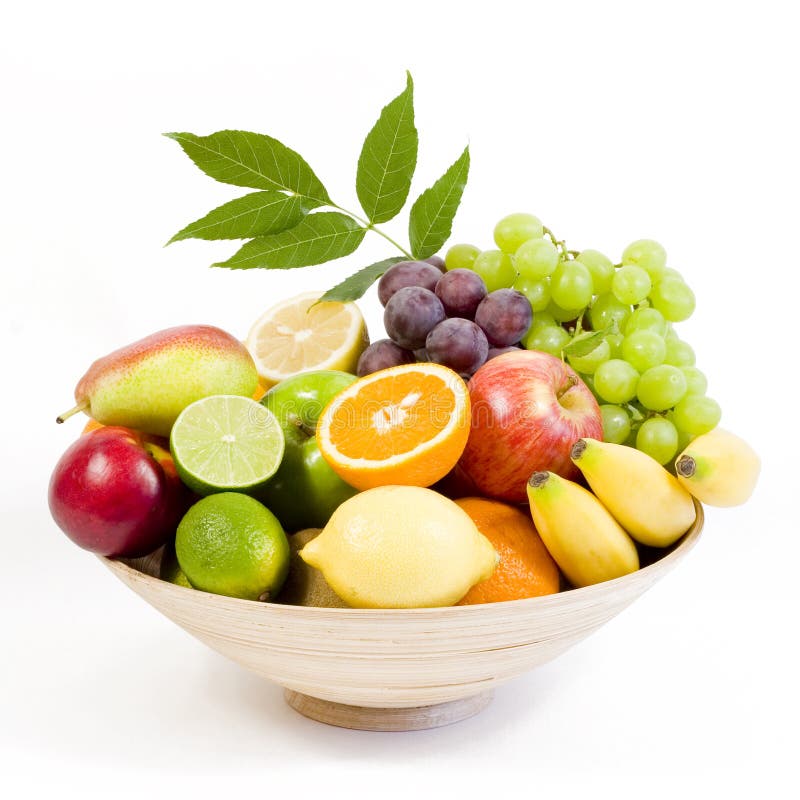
<box><xmin>101</xmin><ymin>501</ymin><xmax>703</xmax><ymax>732</ymax></box>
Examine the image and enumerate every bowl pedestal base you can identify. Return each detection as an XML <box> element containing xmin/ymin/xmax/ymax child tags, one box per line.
<box><xmin>284</xmin><ymin>689</ymin><xmax>494</xmax><ymax>731</ymax></box>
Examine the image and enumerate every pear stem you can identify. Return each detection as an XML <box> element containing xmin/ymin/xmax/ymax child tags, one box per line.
<box><xmin>56</xmin><ymin>401</ymin><xmax>89</xmax><ymax>424</ymax></box>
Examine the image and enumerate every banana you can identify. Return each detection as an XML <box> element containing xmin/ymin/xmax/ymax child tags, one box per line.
<box><xmin>526</xmin><ymin>471</ymin><xmax>639</xmax><ymax>588</ymax></box>
<box><xmin>570</xmin><ymin>438</ymin><xmax>696</xmax><ymax>547</ymax></box>
<box><xmin>674</xmin><ymin>429</ymin><xmax>760</xmax><ymax>507</ymax></box>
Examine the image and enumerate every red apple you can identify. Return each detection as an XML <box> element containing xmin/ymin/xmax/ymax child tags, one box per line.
<box><xmin>49</xmin><ymin>426</ymin><xmax>191</xmax><ymax>557</ymax></box>
<box><xmin>458</xmin><ymin>350</ymin><xmax>602</xmax><ymax>503</ymax></box>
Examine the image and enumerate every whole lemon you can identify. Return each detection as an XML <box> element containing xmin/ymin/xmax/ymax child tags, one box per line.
<box><xmin>299</xmin><ymin>486</ymin><xmax>499</xmax><ymax>608</ymax></box>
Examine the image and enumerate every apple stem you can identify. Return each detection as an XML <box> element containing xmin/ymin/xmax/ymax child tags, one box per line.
<box><xmin>675</xmin><ymin>455</ymin><xmax>696</xmax><ymax>478</ymax></box>
<box><xmin>291</xmin><ymin>415</ymin><xmax>316</xmax><ymax>438</ymax></box>
<box><xmin>56</xmin><ymin>400</ymin><xmax>89</xmax><ymax>425</ymax></box>
<box><xmin>556</xmin><ymin>375</ymin><xmax>578</xmax><ymax>401</ymax></box>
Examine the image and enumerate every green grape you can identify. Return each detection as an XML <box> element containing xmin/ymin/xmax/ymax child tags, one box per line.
<box><xmin>600</xmin><ymin>404</ymin><xmax>631</xmax><ymax>445</ymax></box>
<box><xmin>513</xmin><ymin>277</ymin><xmax>551</xmax><ymax>312</ymax></box>
<box><xmin>621</xmin><ymin>330</ymin><xmax>667</xmax><ymax>372</ymax></box>
<box><xmin>649</xmin><ymin>278</ymin><xmax>696</xmax><ymax>322</ymax></box>
<box><xmin>589</xmin><ymin>293</ymin><xmax>632</xmax><ymax>331</ymax></box>
<box><xmin>657</xmin><ymin>267</ymin><xmax>684</xmax><ymax>283</ymax></box>
<box><xmin>636</xmin><ymin>364</ymin><xmax>687</xmax><ymax>411</ymax></box>
<box><xmin>550</xmin><ymin>260</ymin><xmax>594</xmax><ymax>309</ymax></box>
<box><xmin>445</xmin><ymin>243</ymin><xmax>480</xmax><ymax>271</ymax></box>
<box><xmin>567</xmin><ymin>333</ymin><xmax>611</xmax><ymax>374</ymax></box>
<box><xmin>612</xmin><ymin>264</ymin><xmax>652</xmax><ymax>305</ymax></box>
<box><xmin>515</xmin><ymin>238</ymin><xmax>559</xmax><ymax>280</ymax></box>
<box><xmin>625</xmin><ymin>306</ymin><xmax>667</xmax><ymax>336</ymax></box>
<box><xmin>621</xmin><ymin>239</ymin><xmax>667</xmax><ymax>281</ymax></box>
<box><xmin>636</xmin><ymin>416</ymin><xmax>679</xmax><ymax>464</ymax></box>
<box><xmin>606</xmin><ymin>331</ymin><xmax>624</xmax><ymax>358</ymax></box>
<box><xmin>472</xmin><ymin>249</ymin><xmax>517</xmax><ymax>291</ymax></box>
<box><xmin>672</xmin><ymin>395</ymin><xmax>721</xmax><ymax>436</ymax></box>
<box><xmin>494</xmin><ymin>213</ymin><xmax>544</xmax><ymax>253</ymax></box>
<box><xmin>547</xmin><ymin>301</ymin><xmax>583</xmax><ymax>323</ymax></box>
<box><xmin>581</xmin><ymin>373</ymin><xmax>598</xmax><ymax>400</ymax></box>
<box><xmin>675</xmin><ymin>425</ymin><xmax>696</xmax><ymax>453</ymax></box>
<box><xmin>680</xmin><ymin>366</ymin><xmax>707</xmax><ymax>395</ymax></box>
<box><xmin>531</xmin><ymin>311</ymin><xmax>557</xmax><ymax>330</ymax></box>
<box><xmin>575</xmin><ymin>250</ymin><xmax>614</xmax><ymax>295</ymax></box>
<box><xmin>594</xmin><ymin>359</ymin><xmax>640</xmax><ymax>404</ymax></box>
<box><xmin>522</xmin><ymin>324</ymin><xmax>571</xmax><ymax>356</ymax></box>
<box><xmin>663</xmin><ymin>324</ymin><xmax>679</xmax><ymax>343</ymax></box>
<box><xmin>664</xmin><ymin>338</ymin><xmax>695</xmax><ymax>366</ymax></box>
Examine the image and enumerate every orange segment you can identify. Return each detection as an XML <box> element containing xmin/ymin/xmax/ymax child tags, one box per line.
<box><xmin>455</xmin><ymin>497</ymin><xmax>561</xmax><ymax>605</ymax></box>
<box><xmin>316</xmin><ymin>363</ymin><xmax>470</xmax><ymax>491</ymax></box>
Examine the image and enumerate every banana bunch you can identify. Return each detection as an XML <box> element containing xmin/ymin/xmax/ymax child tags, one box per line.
<box><xmin>526</xmin><ymin>431</ymin><xmax>758</xmax><ymax>588</ymax></box>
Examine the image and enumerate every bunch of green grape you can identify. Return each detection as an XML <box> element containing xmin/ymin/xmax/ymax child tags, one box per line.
<box><xmin>445</xmin><ymin>213</ymin><xmax>720</xmax><ymax>466</ymax></box>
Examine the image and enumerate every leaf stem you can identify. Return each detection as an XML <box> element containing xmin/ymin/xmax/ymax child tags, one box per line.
<box><xmin>331</xmin><ymin>203</ymin><xmax>413</xmax><ymax>259</ymax></box>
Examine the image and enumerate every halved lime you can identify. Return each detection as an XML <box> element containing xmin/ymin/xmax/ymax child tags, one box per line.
<box><xmin>170</xmin><ymin>395</ymin><xmax>285</xmax><ymax>496</ymax></box>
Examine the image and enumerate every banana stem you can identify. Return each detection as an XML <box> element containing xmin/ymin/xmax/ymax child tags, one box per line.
<box><xmin>528</xmin><ymin>471</ymin><xmax>550</xmax><ymax>489</ymax></box>
<box><xmin>675</xmin><ymin>455</ymin><xmax>696</xmax><ymax>478</ymax></box>
<box><xmin>56</xmin><ymin>401</ymin><xmax>89</xmax><ymax>424</ymax></box>
<box><xmin>571</xmin><ymin>439</ymin><xmax>588</xmax><ymax>460</ymax></box>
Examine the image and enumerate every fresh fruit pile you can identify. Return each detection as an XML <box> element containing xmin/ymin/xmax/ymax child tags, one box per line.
<box><xmin>49</xmin><ymin>284</ymin><xmax>760</xmax><ymax>609</ymax></box>
<box><xmin>348</xmin><ymin>207</ymin><xmax>716</xmax><ymax>473</ymax></box>
<box><xmin>442</xmin><ymin>217</ymin><xmax>719</xmax><ymax>468</ymax></box>
<box><xmin>358</xmin><ymin>258</ymin><xmax>530</xmax><ymax>378</ymax></box>
<box><xmin>48</xmin><ymin>75</ymin><xmax>760</xmax><ymax>613</ymax></box>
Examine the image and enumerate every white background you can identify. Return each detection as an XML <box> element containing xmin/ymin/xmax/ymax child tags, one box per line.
<box><xmin>1</xmin><ymin>1</ymin><xmax>796</xmax><ymax>796</ymax></box>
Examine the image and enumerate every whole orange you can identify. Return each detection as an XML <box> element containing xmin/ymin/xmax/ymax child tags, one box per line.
<box><xmin>455</xmin><ymin>497</ymin><xmax>560</xmax><ymax>604</ymax></box>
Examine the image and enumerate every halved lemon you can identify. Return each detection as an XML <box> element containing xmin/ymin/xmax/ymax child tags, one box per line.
<box><xmin>245</xmin><ymin>293</ymin><xmax>369</xmax><ymax>387</ymax></box>
<box><xmin>316</xmin><ymin>362</ymin><xmax>471</xmax><ymax>491</ymax></box>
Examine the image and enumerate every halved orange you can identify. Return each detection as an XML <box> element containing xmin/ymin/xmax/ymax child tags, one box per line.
<box><xmin>316</xmin><ymin>363</ymin><xmax>471</xmax><ymax>491</ymax></box>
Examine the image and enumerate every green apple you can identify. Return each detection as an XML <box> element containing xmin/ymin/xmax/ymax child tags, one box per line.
<box><xmin>258</xmin><ymin>370</ymin><xmax>358</xmax><ymax>531</ymax></box>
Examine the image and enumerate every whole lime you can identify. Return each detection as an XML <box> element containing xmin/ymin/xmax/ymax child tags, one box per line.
<box><xmin>175</xmin><ymin>493</ymin><xmax>289</xmax><ymax>601</ymax></box>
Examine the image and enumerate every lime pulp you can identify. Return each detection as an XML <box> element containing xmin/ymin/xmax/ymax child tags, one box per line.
<box><xmin>170</xmin><ymin>395</ymin><xmax>285</xmax><ymax>495</ymax></box>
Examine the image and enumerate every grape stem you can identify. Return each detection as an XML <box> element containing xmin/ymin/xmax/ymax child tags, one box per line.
<box><xmin>543</xmin><ymin>226</ymin><xmax>573</xmax><ymax>259</ymax></box>
<box><xmin>330</xmin><ymin>203</ymin><xmax>413</xmax><ymax>259</ymax></box>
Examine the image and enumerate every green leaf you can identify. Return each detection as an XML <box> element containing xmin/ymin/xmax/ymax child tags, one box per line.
<box><xmin>563</xmin><ymin>325</ymin><xmax>616</xmax><ymax>357</ymax></box>
<box><xmin>356</xmin><ymin>72</ymin><xmax>418</xmax><ymax>224</ymax></box>
<box><xmin>164</xmin><ymin>130</ymin><xmax>331</xmax><ymax>207</ymax></box>
<box><xmin>318</xmin><ymin>257</ymin><xmax>405</xmax><ymax>303</ymax></box>
<box><xmin>167</xmin><ymin>191</ymin><xmax>306</xmax><ymax>244</ymax></box>
<box><xmin>408</xmin><ymin>146</ymin><xmax>470</xmax><ymax>259</ymax></box>
<box><xmin>213</xmin><ymin>212</ymin><xmax>366</xmax><ymax>270</ymax></box>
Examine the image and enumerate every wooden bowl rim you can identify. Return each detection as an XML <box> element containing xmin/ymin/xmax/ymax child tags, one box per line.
<box><xmin>101</xmin><ymin>500</ymin><xmax>703</xmax><ymax>617</ymax></box>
